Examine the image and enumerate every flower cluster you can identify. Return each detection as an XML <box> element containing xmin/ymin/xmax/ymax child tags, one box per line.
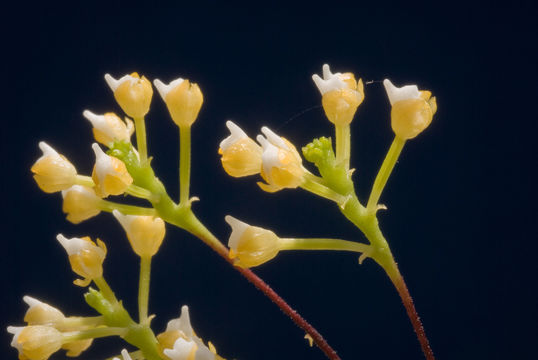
<box><xmin>11</xmin><ymin>71</ymin><xmax>226</xmax><ymax>360</ymax></box>
<box><xmin>13</xmin><ymin>63</ymin><xmax>438</xmax><ymax>360</ymax></box>
<box><xmin>219</xmin><ymin>64</ymin><xmax>436</xmax><ymax>268</ymax></box>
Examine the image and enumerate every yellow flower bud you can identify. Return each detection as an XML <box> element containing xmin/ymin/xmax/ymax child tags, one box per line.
<box><xmin>23</xmin><ymin>296</ymin><xmax>65</xmax><ymax>326</ymax></box>
<box><xmin>56</xmin><ymin>234</ymin><xmax>107</xmax><ymax>287</ymax></box>
<box><xmin>256</xmin><ymin>127</ymin><xmax>305</xmax><ymax>193</ymax></box>
<box><xmin>383</xmin><ymin>79</ymin><xmax>437</xmax><ymax>139</ymax></box>
<box><xmin>225</xmin><ymin>216</ymin><xmax>281</xmax><ymax>268</ymax></box>
<box><xmin>312</xmin><ymin>64</ymin><xmax>364</xmax><ymax>125</ymax></box>
<box><xmin>61</xmin><ymin>338</ymin><xmax>93</xmax><ymax>357</ymax></box>
<box><xmin>83</xmin><ymin>110</ymin><xmax>134</xmax><ymax>146</ymax></box>
<box><xmin>154</xmin><ymin>78</ymin><xmax>203</xmax><ymax>127</ymax></box>
<box><xmin>62</xmin><ymin>185</ymin><xmax>102</xmax><ymax>224</ymax></box>
<box><xmin>112</xmin><ymin>211</ymin><xmax>165</xmax><ymax>257</ymax></box>
<box><xmin>8</xmin><ymin>325</ymin><xmax>63</xmax><ymax>360</ymax></box>
<box><xmin>105</xmin><ymin>73</ymin><xmax>153</xmax><ymax>118</ymax></box>
<box><xmin>31</xmin><ymin>142</ymin><xmax>77</xmax><ymax>193</ymax></box>
<box><xmin>91</xmin><ymin>143</ymin><xmax>133</xmax><ymax>197</ymax></box>
<box><xmin>218</xmin><ymin>121</ymin><xmax>262</xmax><ymax>177</ymax></box>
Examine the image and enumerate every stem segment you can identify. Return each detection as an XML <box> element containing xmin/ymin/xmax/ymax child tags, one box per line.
<box><xmin>335</xmin><ymin>124</ymin><xmax>351</xmax><ymax>170</ymax></box>
<box><xmin>179</xmin><ymin>126</ymin><xmax>191</xmax><ymax>205</ymax></box>
<box><xmin>385</xmin><ymin>260</ymin><xmax>435</xmax><ymax>360</ymax></box>
<box><xmin>134</xmin><ymin>117</ymin><xmax>148</xmax><ymax>163</ymax></box>
<box><xmin>366</xmin><ymin>136</ymin><xmax>406</xmax><ymax>213</ymax></box>
<box><xmin>138</xmin><ymin>256</ymin><xmax>152</xmax><ymax>324</ymax></box>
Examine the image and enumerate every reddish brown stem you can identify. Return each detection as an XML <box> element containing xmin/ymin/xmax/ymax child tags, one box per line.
<box><xmin>388</xmin><ymin>265</ymin><xmax>435</xmax><ymax>360</ymax></box>
<box><xmin>188</xmin><ymin>220</ymin><xmax>341</xmax><ymax>360</ymax></box>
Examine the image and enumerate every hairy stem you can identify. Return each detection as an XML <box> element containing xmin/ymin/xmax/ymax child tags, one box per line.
<box><xmin>178</xmin><ymin>212</ymin><xmax>342</xmax><ymax>360</ymax></box>
<box><xmin>385</xmin><ymin>260</ymin><xmax>435</xmax><ymax>360</ymax></box>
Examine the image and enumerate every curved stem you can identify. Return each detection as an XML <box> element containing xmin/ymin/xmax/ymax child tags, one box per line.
<box><xmin>138</xmin><ymin>256</ymin><xmax>151</xmax><ymax>324</ymax></box>
<box><xmin>93</xmin><ymin>276</ymin><xmax>118</xmax><ymax>304</ymax></box>
<box><xmin>366</xmin><ymin>136</ymin><xmax>406</xmax><ymax>213</ymax></box>
<box><xmin>385</xmin><ymin>260</ymin><xmax>435</xmax><ymax>360</ymax></box>
<box><xmin>62</xmin><ymin>326</ymin><xmax>127</xmax><ymax>343</ymax></box>
<box><xmin>134</xmin><ymin>116</ymin><xmax>148</xmax><ymax>163</ymax></box>
<box><xmin>301</xmin><ymin>172</ymin><xmax>348</xmax><ymax>205</ymax></box>
<box><xmin>179</xmin><ymin>125</ymin><xmax>191</xmax><ymax>205</ymax></box>
<box><xmin>125</xmin><ymin>184</ymin><xmax>157</xmax><ymax>201</ymax></box>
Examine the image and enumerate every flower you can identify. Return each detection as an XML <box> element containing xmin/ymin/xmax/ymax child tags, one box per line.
<box><xmin>225</xmin><ymin>215</ymin><xmax>281</xmax><ymax>268</ymax></box>
<box><xmin>256</xmin><ymin>127</ymin><xmax>305</xmax><ymax>193</ymax></box>
<box><xmin>105</xmin><ymin>73</ymin><xmax>153</xmax><ymax>118</ymax></box>
<box><xmin>7</xmin><ymin>325</ymin><xmax>63</xmax><ymax>360</ymax></box>
<box><xmin>154</xmin><ymin>77</ymin><xmax>203</xmax><ymax>127</ymax></box>
<box><xmin>157</xmin><ymin>305</ymin><xmax>220</xmax><ymax>360</ymax></box>
<box><xmin>31</xmin><ymin>142</ymin><xmax>77</xmax><ymax>193</ymax></box>
<box><xmin>312</xmin><ymin>64</ymin><xmax>364</xmax><ymax>126</ymax></box>
<box><xmin>91</xmin><ymin>143</ymin><xmax>133</xmax><ymax>197</ymax></box>
<box><xmin>83</xmin><ymin>110</ymin><xmax>134</xmax><ymax>146</ymax></box>
<box><xmin>112</xmin><ymin>210</ymin><xmax>165</xmax><ymax>257</ymax></box>
<box><xmin>56</xmin><ymin>234</ymin><xmax>107</xmax><ymax>287</ymax></box>
<box><xmin>62</xmin><ymin>185</ymin><xmax>102</xmax><ymax>224</ymax></box>
<box><xmin>23</xmin><ymin>296</ymin><xmax>65</xmax><ymax>327</ymax></box>
<box><xmin>383</xmin><ymin>79</ymin><xmax>437</xmax><ymax>139</ymax></box>
<box><xmin>218</xmin><ymin>121</ymin><xmax>262</xmax><ymax>177</ymax></box>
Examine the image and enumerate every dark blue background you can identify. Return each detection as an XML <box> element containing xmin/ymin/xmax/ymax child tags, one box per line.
<box><xmin>3</xmin><ymin>1</ymin><xmax>536</xmax><ymax>359</ymax></box>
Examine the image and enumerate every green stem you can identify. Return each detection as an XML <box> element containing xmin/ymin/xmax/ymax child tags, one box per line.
<box><xmin>138</xmin><ymin>256</ymin><xmax>151</xmax><ymax>324</ymax></box>
<box><xmin>99</xmin><ymin>200</ymin><xmax>156</xmax><ymax>216</ymax></box>
<box><xmin>301</xmin><ymin>172</ymin><xmax>348</xmax><ymax>205</ymax></box>
<box><xmin>134</xmin><ymin>116</ymin><xmax>148</xmax><ymax>163</ymax></box>
<box><xmin>93</xmin><ymin>276</ymin><xmax>118</xmax><ymax>304</ymax></box>
<box><xmin>62</xmin><ymin>326</ymin><xmax>127</xmax><ymax>343</ymax></box>
<box><xmin>279</xmin><ymin>237</ymin><xmax>370</xmax><ymax>253</ymax></box>
<box><xmin>75</xmin><ymin>175</ymin><xmax>95</xmax><ymax>187</ymax></box>
<box><xmin>366</xmin><ymin>136</ymin><xmax>406</xmax><ymax>213</ymax></box>
<box><xmin>59</xmin><ymin>316</ymin><xmax>104</xmax><ymax>330</ymax></box>
<box><xmin>179</xmin><ymin>125</ymin><xmax>191</xmax><ymax>205</ymax></box>
<box><xmin>125</xmin><ymin>184</ymin><xmax>156</xmax><ymax>201</ymax></box>
<box><xmin>335</xmin><ymin>124</ymin><xmax>351</xmax><ymax>170</ymax></box>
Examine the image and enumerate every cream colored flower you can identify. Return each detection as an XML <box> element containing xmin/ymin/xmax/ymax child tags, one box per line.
<box><xmin>61</xmin><ymin>185</ymin><xmax>102</xmax><ymax>224</ymax></box>
<box><xmin>31</xmin><ymin>142</ymin><xmax>77</xmax><ymax>193</ymax></box>
<box><xmin>113</xmin><ymin>210</ymin><xmax>165</xmax><ymax>257</ymax></box>
<box><xmin>383</xmin><ymin>79</ymin><xmax>437</xmax><ymax>139</ymax></box>
<box><xmin>225</xmin><ymin>215</ymin><xmax>281</xmax><ymax>268</ymax></box>
<box><xmin>57</xmin><ymin>234</ymin><xmax>107</xmax><ymax>287</ymax></box>
<box><xmin>154</xmin><ymin>77</ymin><xmax>203</xmax><ymax>127</ymax></box>
<box><xmin>157</xmin><ymin>305</ymin><xmax>219</xmax><ymax>360</ymax></box>
<box><xmin>218</xmin><ymin>121</ymin><xmax>262</xmax><ymax>177</ymax></box>
<box><xmin>312</xmin><ymin>64</ymin><xmax>364</xmax><ymax>125</ymax></box>
<box><xmin>91</xmin><ymin>143</ymin><xmax>133</xmax><ymax>197</ymax></box>
<box><xmin>256</xmin><ymin>127</ymin><xmax>305</xmax><ymax>193</ymax></box>
<box><xmin>23</xmin><ymin>296</ymin><xmax>65</xmax><ymax>326</ymax></box>
<box><xmin>7</xmin><ymin>325</ymin><xmax>63</xmax><ymax>360</ymax></box>
<box><xmin>83</xmin><ymin>110</ymin><xmax>134</xmax><ymax>146</ymax></box>
<box><xmin>105</xmin><ymin>73</ymin><xmax>153</xmax><ymax>118</ymax></box>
